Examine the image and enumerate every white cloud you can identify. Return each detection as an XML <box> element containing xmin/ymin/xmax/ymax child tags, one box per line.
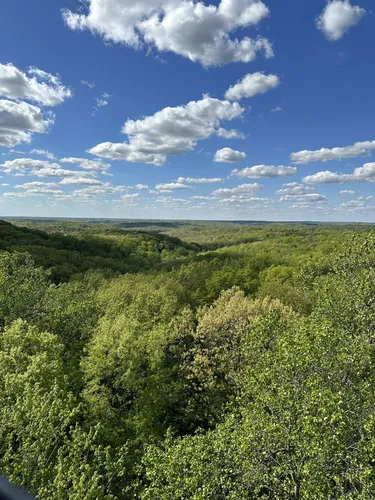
<box><xmin>122</xmin><ymin>193</ymin><xmax>140</xmax><ymax>200</ymax></box>
<box><xmin>177</xmin><ymin>176</ymin><xmax>222</xmax><ymax>184</ymax></box>
<box><xmin>190</xmin><ymin>195</ymin><xmax>217</xmax><ymax>200</ymax></box>
<box><xmin>155</xmin><ymin>196</ymin><xmax>191</xmax><ymax>209</ymax></box>
<box><xmin>0</xmin><ymin>158</ymin><xmax>99</xmax><ymax>182</ymax></box>
<box><xmin>16</xmin><ymin>180</ymin><xmax>59</xmax><ymax>188</ymax></box>
<box><xmin>225</xmin><ymin>72</ymin><xmax>279</xmax><ymax>101</ymax></box>
<box><xmin>290</xmin><ymin>140</ymin><xmax>375</xmax><ymax>164</ymax></box>
<box><xmin>130</xmin><ymin>184</ymin><xmax>149</xmax><ymax>190</ymax></box>
<box><xmin>303</xmin><ymin>163</ymin><xmax>375</xmax><ymax>184</ymax></box>
<box><xmin>2</xmin><ymin>191</ymin><xmax>30</xmax><ymax>198</ymax></box>
<box><xmin>155</xmin><ymin>182</ymin><xmax>191</xmax><ymax>191</ymax></box>
<box><xmin>276</xmin><ymin>183</ymin><xmax>326</xmax><ymax>205</ymax></box>
<box><xmin>358</xmin><ymin>195</ymin><xmax>375</xmax><ymax>201</ymax></box>
<box><xmin>217</xmin><ymin>127</ymin><xmax>245</xmax><ymax>139</ymax></box>
<box><xmin>351</xmin><ymin>163</ymin><xmax>375</xmax><ymax>182</ymax></box>
<box><xmin>92</xmin><ymin>92</ymin><xmax>112</xmax><ymax>115</ymax></box>
<box><xmin>60</xmin><ymin>157</ymin><xmax>111</xmax><ymax>171</ymax></box>
<box><xmin>303</xmin><ymin>170</ymin><xmax>349</xmax><ymax>184</ymax></box>
<box><xmin>271</xmin><ymin>106</ymin><xmax>282</xmax><ymax>112</ymax></box>
<box><xmin>54</xmin><ymin>183</ymin><xmax>126</xmax><ymax>202</ymax></box>
<box><xmin>0</xmin><ymin>63</ymin><xmax>71</xmax><ymax>149</ymax></box>
<box><xmin>34</xmin><ymin>167</ymin><xmax>96</xmax><ymax>179</ymax></box>
<box><xmin>30</xmin><ymin>149</ymin><xmax>56</xmax><ymax>160</ymax></box>
<box><xmin>0</xmin><ymin>100</ymin><xmax>54</xmax><ymax>147</ymax></box>
<box><xmin>340</xmin><ymin>199</ymin><xmax>365</xmax><ymax>207</ymax></box>
<box><xmin>89</xmin><ymin>96</ymin><xmax>244</xmax><ymax>165</ymax></box>
<box><xmin>276</xmin><ymin>182</ymin><xmax>314</xmax><ymax>195</ymax></box>
<box><xmin>212</xmin><ymin>182</ymin><xmax>262</xmax><ymax>196</ymax></box>
<box><xmin>14</xmin><ymin>180</ymin><xmax>64</xmax><ymax>196</ymax></box>
<box><xmin>62</xmin><ymin>0</ymin><xmax>272</xmax><ymax>67</ymax></box>
<box><xmin>280</xmin><ymin>193</ymin><xmax>326</xmax><ymax>203</ymax></box>
<box><xmin>81</xmin><ymin>80</ymin><xmax>95</xmax><ymax>89</ymax></box>
<box><xmin>218</xmin><ymin>195</ymin><xmax>271</xmax><ymax>204</ymax></box>
<box><xmin>0</xmin><ymin>63</ymin><xmax>72</xmax><ymax>106</ymax></box>
<box><xmin>59</xmin><ymin>177</ymin><xmax>104</xmax><ymax>186</ymax></box>
<box><xmin>231</xmin><ymin>165</ymin><xmax>296</xmax><ymax>178</ymax></box>
<box><xmin>8</xmin><ymin>149</ymin><xmax>25</xmax><ymax>154</ymax></box>
<box><xmin>317</xmin><ymin>0</ymin><xmax>365</xmax><ymax>41</ymax></box>
<box><xmin>0</xmin><ymin>158</ymin><xmax>59</xmax><ymax>174</ymax></box>
<box><xmin>214</xmin><ymin>147</ymin><xmax>246</xmax><ymax>163</ymax></box>
<box><xmin>339</xmin><ymin>189</ymin><xmax>358</xmax><ymax>195</ymax></box>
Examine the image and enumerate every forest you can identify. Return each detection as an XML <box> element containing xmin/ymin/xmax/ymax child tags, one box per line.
<box><xmin>1</xmin><ymin>218</ymin><xmax>375</xmax><ymax>499</ymax></box>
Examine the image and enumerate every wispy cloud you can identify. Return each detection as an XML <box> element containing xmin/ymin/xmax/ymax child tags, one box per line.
<box><xmin>92</xmin><ymin>92</ymin><xmax>112</xmax><ymax>115</ymax></box>
<box><xmin>81</xmin><ymin>80</ymin><xmax>95</xmax><ymax>89</ymax></box>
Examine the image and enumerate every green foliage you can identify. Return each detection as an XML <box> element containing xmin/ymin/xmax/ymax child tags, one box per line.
<box><xmin>142</xmin><ymin>310</ymin><xmax>375</xmax><ymax>499</ymax></box>
<box><xmin>1</xmin><ymin>219</ymin><xmax>375</xmax><ymax>498</ymax></box>
<box><xmin>174</xmin><ymin>289</ymin><xmax>294</xmax><ymax>429</ymax></box>
<box><xmin>0</xmin><ymin>320</ymin><xmax>78</xmax><ymax>497</ymax></box>
<box><xmin>0</xmin><ymin>251</ymin><xmax>49</xmax><ymax>327</ymax></box>
<box><xmin>0</xmin><ymin>220</ymin><xmax>199</xmax><ymax>282</ymax></box>
<box><xmin>82</xmin><ymin>278</ymin><xmax>188</xmax><ymax>443</ymax></box>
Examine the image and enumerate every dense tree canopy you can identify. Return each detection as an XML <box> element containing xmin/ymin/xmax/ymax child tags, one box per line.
<box><xmin>0</xmin><ymin>219</ymin><xmax>375</xmax><ymax>498</ymax></box>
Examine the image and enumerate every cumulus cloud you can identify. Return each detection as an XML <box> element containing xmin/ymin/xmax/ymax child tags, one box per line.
<box><xmin>2</xmin><ymin>191</ymin><xmax>31</xmax><ymax>198</ymax></box>
<box><xmin>231</xmin><ymin>165</ymin><xmax>296</xmax><ymax>178</ymax></box>
<box><xmin>340</xmin><ymin>199</ymin><xmax>365</xmax><ymax>207</ymax></box>
<box><xmin>218</xmin><ymin>195</ymin><xmax>271</xmax><ymax>204</ymax></box>
<box><xmin>14</xmin><ymin>180</ymin><xmax>64</xmax><ymax>196</ymax></box>
<box><xmin>16</xmin><ymin>180</ymin><xmax>59</xmax><ymax>189</ymax></box>
<box><xmin>33</xmin><ymin>167</ymin><xmax>96</xmax><ymax>179</ymax></box>
<box><xmin>212</xmin><ymin>182</ymin><xmax>262</xmax><ymax>196</ymax></box>
<box><xmin>358</xmin><ymin>195</ymin><xmax>375</xmax><ymax>201</ymax></box>
<box><xmin>275</xmin><ymin>182</ymin><xmax>326</xmax><ymax>205</ymax></box>
<box><xmin>217</xmin><ymin>128</ymin><xmax>245</xmax><ymax>139</ymax></box>
<box><xmin>225</xmin><ymin>72</ymin><xmax>279</xmax><ymax>101</ymax></box>
<box><xmin>89</xmin><ymin>96</ymin><xmax>244</xmax><ymax>165</ymax></box>
<box><xmin>155</xmin><ymin>182</ymin><xmax>191</xmax><ymax>191</ymax></box>
<box><xmin>276</xmin><ymin>182</ymin><xmax>314</xmax><ymax>195</ymax></box>
<box><xmin>60</xmin><ymin>157</ymin><xmax>111</xmax><ymax>171</ymax></box>
<box><xmin>122</xmin><ymin>193</ymin><xmax>140</xmax><ymax>200</ymax></box>
<box><xmin>155</xmin><ymin>196</ymin><xmax>191</xmax><ymax>209</ymax></box>
<box><xmin>177</xmin><ymin>176</ymin><xmax>222</xmax><ymax>184</ymax></box>
<box><xmin>59</xmin><ymin>177</ymin><xmax>105</xmax><ymax>186</ymax></box>
<box><xmin>303</xmin><ymin>170</ymin><xmax>349</xmax><ymax>184</ymax></box>
<box><xmin>0</xmin><ymin>63</ymin><xmax>71</xmax><ymax>148</ymax></box>
<box><xmin>62</xmin><ymin>0</ymin><xmax>272</xmax><ymax>67</ymax></box>
<box><xmin>280</xmin><ymin>193</ymin><xmax>326</xmax><ymax>203</ymax></box>
<box><xmin>125</xmin><ymin>183</ymin><xmax>149</xmax><ymax>190</ymax></box>
<box><xmin>339</xmin><ymin>189</ymin><xmax>358</xmax><ymax>195</ymax></box>
<box><xmin>317</xmin><ymin>0</ymin><xmax>365</xmax><ymax>41</ymax></box>
<box><xmin>190</xmin><ymin>195</ymin><xmax>217</xmax><ymax>200</ymax></box>
<box><xmin>214</xmin><ymin>147</ymin><xmax>246</xmax><ymax>163</ymax></box>
<box><xmin>303</xmin><ymin>163</ymin><xmax>375</xmax><ymax>184</ymax></box>
<box><xmin>0</xmin><ymin>158</ymin><xmax>99</xmax><ymax>182</ymax></box>
<box><xmin>30</xmin><ymin>149</ymin><xmax>56</xmax><ymax>160</ymax></box>
<box><xmin>290</xmin><ymin>140</ymin><xmax>375</xmax><ymax>164</ymax></box>
<box><xmin>271</xmin><ymin>106</ymin><xmax>282</xmax><ymax>112</ymax></box>
<box><xmin>0</xmin><ymin>158</ymin><xmax>59</xmax><ymax>174</ymax></box>
<box><xmin>0</xmin><ymin>63</ymin><xmax>72</xmax><ymax>106</ymax></box>
<box><xmin>0</xmin><ymin>100</ymin><xmax>54</xmax><ymax>147</ymax></box>
<box><xmin>351</xmin><ymin>163</ymin><xmax>375</xmax><ymax>182</ymax></box>
<box><xmin>53</xmin><ymin>183</ymin><xmax>125</xmax><ymax>202</ymax></box>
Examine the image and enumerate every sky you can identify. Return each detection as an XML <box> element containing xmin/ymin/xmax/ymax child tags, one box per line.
<box><xmin>0</xmin><ymin>0</ymin><xmax>374</xmax><ymax>222</ymax></box>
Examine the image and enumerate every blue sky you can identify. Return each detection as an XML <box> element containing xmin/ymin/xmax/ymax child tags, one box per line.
<box><xmin>0</xmin><ymin>0</ymin><xmax>374</xmax><ymax>221</ymax></box>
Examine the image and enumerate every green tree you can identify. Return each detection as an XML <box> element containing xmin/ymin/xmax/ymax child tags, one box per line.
<box><xmin>0</xmin><ymin>252</ymin><xmax>49</xmax><ymax>328</ymax></box>
<box><xmin>0</xmin><ymin>320</ymin><xmax>78</xmax><ymax>497</ymax></box>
